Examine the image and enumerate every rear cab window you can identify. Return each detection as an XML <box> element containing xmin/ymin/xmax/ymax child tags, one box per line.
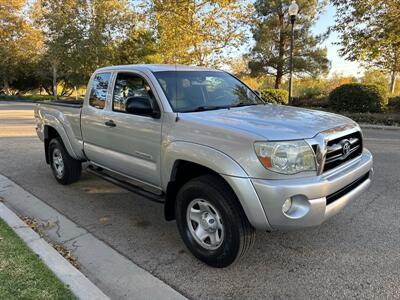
<box><xmin>89</xmin><ymin>72</ymin><xmax>111</xmax><ymax>109</ymax></box>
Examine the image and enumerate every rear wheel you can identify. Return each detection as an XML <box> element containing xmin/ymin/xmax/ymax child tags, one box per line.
<box><xmin>175</xmin><ymin>175</ymin><xmax>255</xmax><ymax>268</ymax></box>
<box><xmin>49</xmin><ymin>138</ymin><xmax>81</xmax><ymax>185</ymax></box>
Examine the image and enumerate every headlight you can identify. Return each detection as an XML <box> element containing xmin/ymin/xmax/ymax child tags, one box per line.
<box><xmin>254</xmin><ymin>140</ymin><xmax>316</xmax><ymax>174</ymax></box>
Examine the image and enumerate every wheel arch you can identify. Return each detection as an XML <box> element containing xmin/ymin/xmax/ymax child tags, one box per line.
<box><xmin>163</xmin><ymin>142</ymin><xmax>255</xmax><ymax>222</ymax></box>
<box><xmin>43</xmin><ymin>124</ymin><xmax>78</xmax><ymax>164</ymax></box>
<box><xmin>162</xmin><ymin>142</ymin><xmax>270</xmax><ymax>230</ymax></box>
<box><xmin>164</xmin><ymin>160</ymin><xmax>241</xmax><ymax>221</ymax></box>
<box><xmin>161</xmin><ymin>141</ymin><xmax>248</xmax><ymax>187</ymax></box>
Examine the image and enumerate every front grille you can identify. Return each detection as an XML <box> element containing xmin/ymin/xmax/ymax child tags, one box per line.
<box><xmin>326</xmin><ymin>172</ymin><xmax>370</xmax><ymax>205</ymax></box>
<box><xmin>323</xmin><ymin>131</ymin><xmax>363</xmax><ymax>172</ymax></box>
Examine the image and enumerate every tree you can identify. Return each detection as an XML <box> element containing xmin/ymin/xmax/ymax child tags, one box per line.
<box><xmin>32</xmin><ymin>0</ymin><xmax>88</xmax><ymax>99</ymax></box>
<box><xmin>117</xmin><ymin>29</ymin><xmax>162</xmax><ymax>65</ymax></box>
<box><xmin>0</xmin><ymin>0</ymin><xmax>43</xmax><ymax>94</ymax></box>
<box><xmin>83</xmin><ymin>0</ymin><xmax>134</xmax><ymax>71</ymax></box>
<box><xmin>32</xmin><ymin>0</ymin><xmax>159</xmax><ymax>98</ymax></box>
<box><xmin>362</xmin><ymin>69</ymin><xmax>389</xmax><ymax>91</ymax></box>
<box><xmin>247</xmin><ymin>0</ymin><xmax>330</xmax><ymax>89</ymax></box>
<box><xmin>148</xmin><ymin>0</ymin><xmax>251</xmax><ymax>67</ymax></box>
<box><xmin>332</xmin><ymin>0</ymin><xmax>400</xmax><ymax>94</ymax></box>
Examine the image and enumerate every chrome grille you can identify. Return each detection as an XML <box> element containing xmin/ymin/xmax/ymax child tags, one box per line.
<box><xmin>323</xmin><ymin>131</ymin><xmax>363</xmax><ymax>172</ymax></box>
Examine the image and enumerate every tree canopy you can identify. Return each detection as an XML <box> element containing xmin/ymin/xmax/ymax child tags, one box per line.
<box><xmin>0</xmin><ymin>0</ymin><xmax>43</xmax><ymax>94</ymax></box>
<box><xmin>332</xmin><ymin>0</ymin><xmax>400</xmax><ymax>93</ymax></box>
<box><xmin>32</xmin><ymin>0</ymin><xmax>156</xmax><ymax>98</ymax></box>
<box><xmin>246</xmin><ymin>0</ymin><xmax>330</xmax><ymax>89</ymax></box>
<box><xmin>149</xmin><ymin>0</ymin><xmax>251</xmax><ymax>67</ymax></box>
<box><xmin>2</xmin><ymin>0</ymin><xmax>397</xmax><ymax>97</ymax></box>
<box><xmin>0</xmin><ymin>0</ymin><xmax>254</xmax><ymax>95</ymax></box>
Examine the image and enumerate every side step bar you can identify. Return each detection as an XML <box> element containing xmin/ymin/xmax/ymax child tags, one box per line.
<box><xmin>87</xmin><ymin>165</ymin><xmax>165</xmax><ymax>204</ymax></box>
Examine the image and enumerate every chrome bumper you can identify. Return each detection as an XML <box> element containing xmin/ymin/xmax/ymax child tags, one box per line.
<box><xmin>250</xmin><ymin>149</ymin><xmax>373</xmax><ymax>230</ymax></box>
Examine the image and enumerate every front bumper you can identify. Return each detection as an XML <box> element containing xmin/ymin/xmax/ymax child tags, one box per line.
<box><xmin>250</xmin><ymin>149</ymin><xmax>373</xmax><ymax>230</ymax></box>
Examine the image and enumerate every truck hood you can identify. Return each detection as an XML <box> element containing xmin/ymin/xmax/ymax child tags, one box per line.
<box><xmin>185</xmin><ymin>104</ymin><xmax>355</xmax><ymax>140</ymax></box>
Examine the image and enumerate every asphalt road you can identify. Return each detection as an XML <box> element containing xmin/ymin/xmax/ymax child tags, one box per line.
<box><xmin>1</xmin><ymin>101</ymin><xmax>400</xmax><ymax>299</ymax></box>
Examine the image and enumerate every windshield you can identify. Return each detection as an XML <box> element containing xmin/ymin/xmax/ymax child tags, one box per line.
<box><xmin>153</xmin><ymin>71</ymin><xmax>264</xmax><ymax>112</ymax></box>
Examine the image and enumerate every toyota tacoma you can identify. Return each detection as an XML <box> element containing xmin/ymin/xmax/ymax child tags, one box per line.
<box><xmin>35</xmin><ymin>65</ymin><xmax>373</xmax><ymax>267</ymax></box>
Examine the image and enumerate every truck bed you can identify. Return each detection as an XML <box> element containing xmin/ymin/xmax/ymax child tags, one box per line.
<box><xmin>40</xmin><ymin>100</ymin><xmax>83</xmax><ymax>108</ymax></box>
<box><xmin>35</xmin><ymin>101</ymin><xmax>85</xmax><ymax>160</ymax></box>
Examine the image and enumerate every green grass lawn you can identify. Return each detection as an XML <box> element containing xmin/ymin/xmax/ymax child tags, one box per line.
<box><xmin>0</xmin><ymin>219</ymin><xmax>76</xmax><ymax>300</ymax></box>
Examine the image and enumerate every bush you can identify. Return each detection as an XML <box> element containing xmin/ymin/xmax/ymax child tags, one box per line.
<box><xmin>297</xmin><ymin>86</ymin><xmax>327</xmax><ymax>100</ymax></box>
<box><xmin>388</xmin><ymin>96</ymin><xmax>400</xmax><ymax>112</ymax></box>
<box><xmin>328</xmin><ymin>83</ymin><xmax>388</xmax><ymax>113</ymax></box>
<box><xmin>292</xmin><ymin>97</ymin><xmax>329</xmax><ymax>108</ymax></box>
<box><xmin>260</xmin><ymin>89</ymin><xmax>288</xmax><ymax>105</ymax></box>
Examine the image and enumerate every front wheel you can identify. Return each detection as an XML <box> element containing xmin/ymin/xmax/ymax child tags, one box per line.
<box><xmin>49</xmin><ymin>138</ymin><xmax>81</xmax><ymax>185</ymax></box>
<box><xmin>175</xmin><ymin>175</ymin><xmax>255</xmax><ymax>268</ymax></box>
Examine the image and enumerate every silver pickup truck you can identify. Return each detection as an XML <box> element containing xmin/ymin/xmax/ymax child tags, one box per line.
<box><xmin>35</xmin><ymin>64</ymin><xmax>373</xmax><ymax>267</ymax></box>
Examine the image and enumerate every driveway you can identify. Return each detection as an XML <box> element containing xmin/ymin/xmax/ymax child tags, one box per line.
<box><xmin>1</xmin><ymin>101</ymin><xmax>399</xmax><ymax>299</ymax></box>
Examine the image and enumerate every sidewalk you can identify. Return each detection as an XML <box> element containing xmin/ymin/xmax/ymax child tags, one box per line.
<box><xmin>0</xmin><ymin>174</ymin><xmax>187</xmax><ymax>300</ymax></box>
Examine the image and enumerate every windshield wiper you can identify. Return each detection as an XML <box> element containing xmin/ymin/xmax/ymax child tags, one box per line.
<box><xmin>180</xmin><ymin>105</ymin><xmax>231</xmax><ymax>113</ymax></box>
<box><xmin>230</xmin><ymin>102</ymin><xmax>259</xmax><ymax>108</ymax></box>
<box><xmin>179</xmin><ymin>102</ymin><xmax>259</xmax><ymax>112</ymax></box>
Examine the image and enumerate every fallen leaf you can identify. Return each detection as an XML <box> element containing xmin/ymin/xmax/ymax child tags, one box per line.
<box><xmin>99</xmin><ymin>216</ymin><xmax>109</xmax><ymax>225</ymax></box>
<box><xmin>19</xmin><ymin>215</ymin><xmax>79</xmax><ymax>268</ymax></box>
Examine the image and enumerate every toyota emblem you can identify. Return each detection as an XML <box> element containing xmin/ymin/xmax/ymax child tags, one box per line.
<box><xmin>342</xmin><ymin>140</ymin><xmax>351</xmax><ymax>157</ymax></box>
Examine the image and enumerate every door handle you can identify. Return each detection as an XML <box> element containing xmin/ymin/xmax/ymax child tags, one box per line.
<box><xmin>105</xmin><ymin>120</ymin><xmax>116</xmax><ymax>127</ymax></box>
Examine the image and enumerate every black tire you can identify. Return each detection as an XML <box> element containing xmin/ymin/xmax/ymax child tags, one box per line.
<box><xmin>175</xmin><ymin>175</ymin><xmax>255</xmax><ymax>268</ymax></box>
<box><xmin>48</xmin><ymin>137</ymin><xmax>81</xmax><ymax>185</ymax></box>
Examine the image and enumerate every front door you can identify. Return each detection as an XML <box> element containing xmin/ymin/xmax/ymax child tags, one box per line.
<box><xmin>99</xmin><ymin>71</ymin><xmax>163</xmax><ymax>188</ymax></box>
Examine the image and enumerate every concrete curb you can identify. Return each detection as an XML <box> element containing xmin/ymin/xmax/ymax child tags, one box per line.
<box><xmin>0</xmin><ymin>202</ymin><xmax>109</xmax><ymax>300</ymax></box>
<box><xmin>0</xmin><ymin>174</ymin><xmax>188</xmax><ymax>300</ymax></box>
<box><xmin>359</xmin><ymin>124</ymin><xmax>400</xmax><ymax>131</ymax></box>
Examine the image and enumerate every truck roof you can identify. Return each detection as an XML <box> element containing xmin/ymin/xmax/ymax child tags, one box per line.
<box><xmin>96</xmin><ymin>64</ymin><xmax>222</xmax><ymax>73</ymax></box>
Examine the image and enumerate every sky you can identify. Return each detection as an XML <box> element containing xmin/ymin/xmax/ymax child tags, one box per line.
<box><xmin>312</xmin><ymin>3</ymin><xmax>364</xmax><ymax>77</ymax></box>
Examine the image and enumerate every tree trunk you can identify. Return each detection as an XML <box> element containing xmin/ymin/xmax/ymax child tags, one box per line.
<box><xmin>390</xmin><ymin>53</ymin><xmax>398</xmax><ymax>94</ymax></box>
<box><xmin>3</xmin><ymin>79</ymin><xmax>10</xmax><ymax>95</ymax></box>
<box><xmin>52</xmin><ymin>63</ymin><xmax>58</xmax><ymax>100</ymax></box>
<box><xmin>275</xmin><ymin>69</ymin><xmax>283</xmax><ymax>89</ymax></box>
<box><xmin>390</xmin><ymin>71</ymin><xmax>397</xmax><ymax>95</ymax></box>
<box><xmin>274</xmin><ymin>13</ymin><xmax>285</xmax><ymax>90</ymax></box>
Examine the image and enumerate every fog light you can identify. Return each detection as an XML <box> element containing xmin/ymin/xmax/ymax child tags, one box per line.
<box><xmin>282</xmin><ymin>198</ymin><xmax>292</xmax><ymax>214</ymax></box>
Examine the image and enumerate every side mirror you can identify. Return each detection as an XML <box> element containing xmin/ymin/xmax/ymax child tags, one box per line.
<box><xmin>254</xmin><ymin>90</ymin><xmax>261</xmax><ymax>98</ymax></box>
<box><xmin>125</xmin><ymin>97</ymin><xmax>160</xmax><ymax>118</ymax></box>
